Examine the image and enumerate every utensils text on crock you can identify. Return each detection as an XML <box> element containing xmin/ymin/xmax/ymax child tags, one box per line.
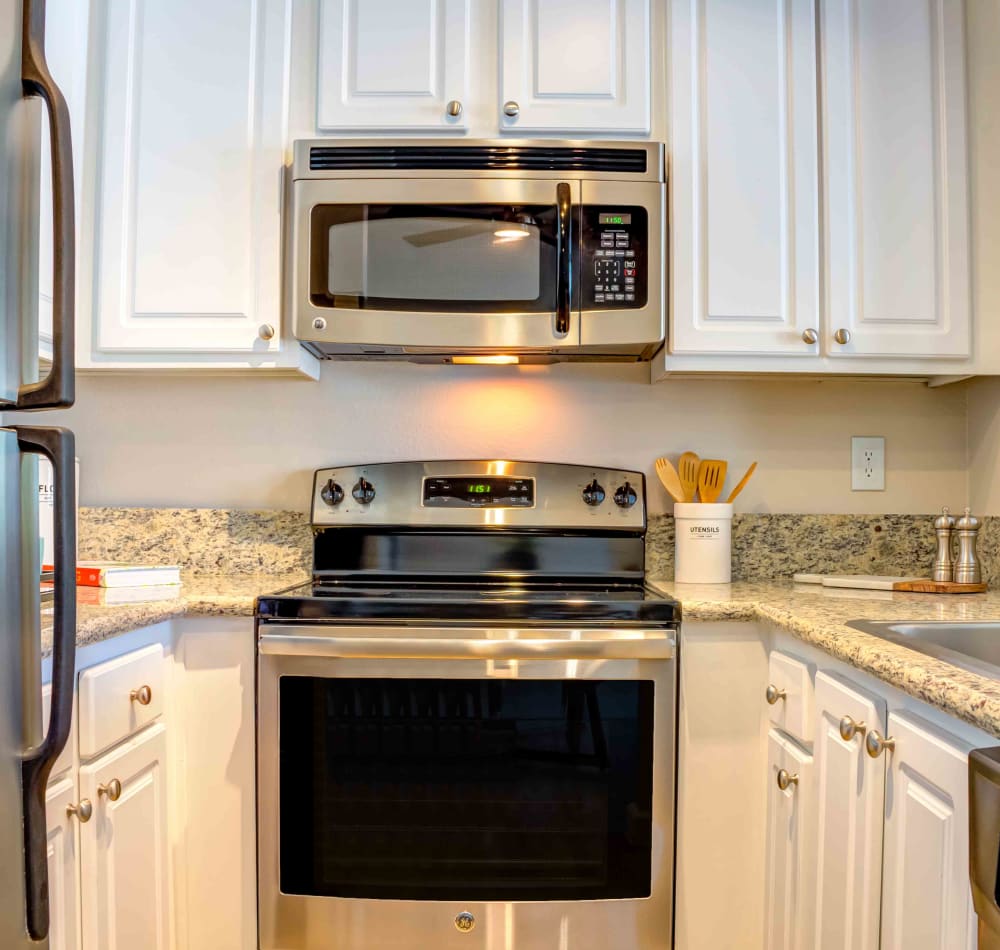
<box><xmin>696</xmin><ymin>459</ymin><xmax>728</xmax><ymax>503</ymax></box>
<box><xmin>726</xmin><ymin>462</ymin><xmax>758</xmax><ymax>503</ymax></box>
<box><xmin>654</xmin><ymin>457</ymin><xmax>687</xmax><ymax>504</ymax></box>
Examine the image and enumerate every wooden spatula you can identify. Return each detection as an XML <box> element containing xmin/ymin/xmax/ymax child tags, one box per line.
<box><xmin>654</xmin><ymin>457</ymin><xmax>687</xmax><ymax>504</ymax></box>
<box><xmin>726</xmin><ymin>461</ymin><xmax>758</xmax><ymax>503</ymax></box>
<box><xmin>678</xmin><ymin>452</ymin><xmax>700</xmax><ymax>502</ymax></box>
<box><xmin>697</xmin><ymin>459</ymin><xmax>728</xmax><ymax>503</ymax></box>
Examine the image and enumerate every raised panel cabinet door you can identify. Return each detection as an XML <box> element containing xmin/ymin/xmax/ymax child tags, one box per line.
<box><xmin>764</xmin><ymin>730</ymin><xmax>814</xmax><ymax>950</ymax></box>
<box><xmin>821</xmin><ymin>0</ymin><xmax>971</xmax><ymax>358</ymax></box>
<box><xmin>316</xmin><ymin>0</ymin><xmax>471</xmax><ymax>130</ymax></box>
<box><xmin>80</xmin><ymin>724</ymin><xmax>169</xmax><ymax>950</ymax></box>
<box><xmin>92</xmin><ymin>0</ymin><xmax>290</xmax><ymax>353</ymax></box>
<box><xmin>811</xmin><ymin>672</ymin><xmax>886</xmax><ymax>950</ymax></box>
<box><xmin>499</xmin><ymin>0</ymin><xmax>650</xmax><ymax>133</ymax></box>
<box><xmin>46</xmin><ymin>776</ymin><xmax>82</xmax><ymax>950</ymax></box>
<box><xmin>669</xmin><ymin>0</ymin><xmax>820</xmax><ymax>355</ymax></box>
<box><xmin>879</xmin><ymin>713</ymin><xmax>976</xmax><ymax>950</ymax></box>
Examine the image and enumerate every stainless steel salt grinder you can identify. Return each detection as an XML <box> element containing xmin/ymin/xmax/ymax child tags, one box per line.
<box><xmin>933</xmin><ymin>507</ymin><xmax>956</xmax><ymax>582</ymax></box>
<box><xmin>954</xmin><ymin>507</ymin><xmax>982</xmax><ymax>585</ymax></box>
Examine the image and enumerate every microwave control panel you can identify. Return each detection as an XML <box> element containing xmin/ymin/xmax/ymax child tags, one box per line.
<box><xmin>580</xmin><ymin>206</ymin><xmax>648</xmax><ymax>310</ymax></box>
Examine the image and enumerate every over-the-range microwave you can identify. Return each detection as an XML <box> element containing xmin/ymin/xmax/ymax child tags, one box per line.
<box><xmin>289</xmin><ymin>140</ymin><xmax>666</xmax><ymax>363</ymax></box>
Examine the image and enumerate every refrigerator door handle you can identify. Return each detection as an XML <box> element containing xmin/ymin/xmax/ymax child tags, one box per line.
<box><xmin>12</xmin><ymin>426</ymin><xmax>76</xmax><ymax>941</ymax></box>
<box><xmin>17</xmin><ymin>0</ymin><xmax>75</xmax><ymax>410</ymax></box>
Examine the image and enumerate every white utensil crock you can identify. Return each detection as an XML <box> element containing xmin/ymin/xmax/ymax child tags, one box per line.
<box><xmin>674</xmin><ymin>502</ymin><xmax>733</xmax><ymax>584</ymax></box>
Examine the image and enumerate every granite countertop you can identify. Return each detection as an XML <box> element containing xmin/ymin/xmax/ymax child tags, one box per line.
<box><xmin>649</xmin><ymin>578</ymin><xmax>1000</xmax><ymax>738</ymax></box>
<box><xmin>41</xmin><ymin>572</ymin><xmax>308</xmax><ymax>656</ymax></box>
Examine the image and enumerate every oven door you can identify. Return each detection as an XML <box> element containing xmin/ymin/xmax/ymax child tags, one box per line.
<box><xmin>292</xmin><ymin>178</ymin><xmax>581</xmax><ymax>353</ymax></box>
<box><xmin>257</xmin><ymin>625</ymin><xmax>676</xmax><ymax>950</ymax></box>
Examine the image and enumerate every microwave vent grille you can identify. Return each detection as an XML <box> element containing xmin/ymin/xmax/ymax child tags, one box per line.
<box><xmin>308</xmin><ymin>145</ymin><xmax>648</xmax><ymax>174</ymax></box>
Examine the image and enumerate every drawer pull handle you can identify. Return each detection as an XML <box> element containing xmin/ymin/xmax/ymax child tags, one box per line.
<box><xmin>865</xmin><ymin>730</ymin><xmax>896</xmax><ymax>759</ymax></box>
<box><xmin>98</xmin><ymin>778</ymin><xmax>122</xmax><ymax>802</ymax></box>
<box><xmin>66</xmin><ymin>799</ymin><xmax>92</xmax><ymax>822</ymax></box>
<box><xmin>130</xmin><ymin>685</ymin><xmax>152</xmax><ymax>705</ymax></box>
<box><xmin>765</xmin><ymin>684</ymin><xmax>786</xmax><ymax>705</ymax></box>
<box><xmin>839</xmin><ymin>715</ymin><xmax>867</xmax><ymax>742</ymax></box>
<box><xmin>776</xmin><ymin>769</ymin><xmax>799</xmax><ymax>791</ymax></box>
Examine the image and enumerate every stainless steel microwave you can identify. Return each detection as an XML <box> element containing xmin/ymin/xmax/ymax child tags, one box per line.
<box><xmin>289</xmin><ymin>140</ymin><xmax>666</xmax><ymax>363</ymax></box>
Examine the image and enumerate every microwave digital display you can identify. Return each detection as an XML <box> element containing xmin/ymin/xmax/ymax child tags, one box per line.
<box><xmin>423</xmin><ymin>477</ymin><xmax>535</xmax><ymax>508</ymax></box>
<box><xmin>598</xmin><ymin>212</ymin><xmax>633</xmax><ymax>225</ymax></box>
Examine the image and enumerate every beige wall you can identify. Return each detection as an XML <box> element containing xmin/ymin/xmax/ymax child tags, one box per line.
<box><xmin>968</xmin><ymin>377</ymin><xmax>1000</xmax><ymax>514</ymax></box>
<box><xmin>49</xmin><ymin>364</ymin><xmax>968</xmax><ymax>515</ymax></box>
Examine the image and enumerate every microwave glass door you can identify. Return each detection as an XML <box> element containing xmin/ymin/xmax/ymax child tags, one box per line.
<box><xmin>277</xmin><ymin>676</ymin><xmax>655</xmax><ymax>902</ymax></box>
<box><xmin>310</xmin><ymin>204</ymin><xmax>559</xmax><ymax>313</ymax></box>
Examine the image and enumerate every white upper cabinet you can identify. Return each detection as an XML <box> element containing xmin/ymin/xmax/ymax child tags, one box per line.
<box><xmin>811</xmin><ymin>672</ymin><xmax>886</xmax><ymax>950</ymax></box>
<box><xmin>499</xmin><ymin>0</ymin><xmax>650</xmax><ymax>133</ymax></box>
<box><xmin>669</xmin><ymin>0</ymin><xmax>820</xmax><ymax>356</ymax></box>
<box><xmin>86</xmin><ymin>0</ymin><xmax>315</xmax><ymax>374</ymax></box>
<box><xmin>821</xmin><ymin>0</ymin><xmax>970</xmax><ymax>359</ymax></box>
<box><xmin>879</xmin><ymin>713</ymin><xmax>976</xmax><ymax>950</ymax></box>
<box><xmin>316</xmin><ymin>0</ymin><xmax>471</xmax><ymax>131</ymax></box>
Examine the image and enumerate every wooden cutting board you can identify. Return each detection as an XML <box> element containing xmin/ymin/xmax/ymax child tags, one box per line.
<box><xmin>794</xmin><ymin>573</ymin><xmax>987</xmax><ymax>594</ymax></box>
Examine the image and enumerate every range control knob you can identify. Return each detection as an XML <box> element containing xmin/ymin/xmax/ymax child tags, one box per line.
<box><xmin>351</xmin><ymin>477</ymin><xmax>376</xmax><ymax>505</ymax></box>
<box><xmin>614</xmin><ymin>481</ymin><xmax>638</xmax><ymax>508</ymax></box>
<box><xmin>320</xmin><ymin>479</ymin><xmax>344</xmax><ymax>506</ymax></box>
<box><xmin>582</xmin><ymin>479</ymin><xmax>606</xmax><ymax>506</ymax></box>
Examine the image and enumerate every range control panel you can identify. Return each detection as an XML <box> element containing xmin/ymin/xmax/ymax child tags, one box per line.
<box><xmin>581</xmin><ymin>207</ymin><xmax>648</xmax><ymax>310</ymax></box>
<box><xmin>423</xmin><ymin>476</ymin><xmax>535</xmax><ymax>509</ymax></box>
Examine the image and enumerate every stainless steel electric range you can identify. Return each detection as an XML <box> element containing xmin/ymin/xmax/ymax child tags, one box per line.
<box><xmin>255</xmin><ymin>461</ymin><xmax>680</xmax><ymax>950</ymax></box>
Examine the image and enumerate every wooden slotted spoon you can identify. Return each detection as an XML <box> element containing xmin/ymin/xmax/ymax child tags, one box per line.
<box><xmin>697</xmin><ymin>459</ymin><xmax>728</xmax><ymax>503</ymax></box>
<box><xmin>654</xmin><ymin>457</ymin><xmax>687</xmax><ymax>504</ymax></box>
<box><xmin>678</xmin><ymin>452</ymin><xmax>700</xmax><ymax>502</ymax></box>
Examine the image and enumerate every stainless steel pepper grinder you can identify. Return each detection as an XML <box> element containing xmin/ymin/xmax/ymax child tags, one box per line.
<box><xmin>954</xmin><ymin>507</ymin><xmax>982</xmax><ymax>585</ymax></box>
<box><xmin>933</xmin><ymin>507</ymin><xmax>956</xmax><ymax>582</ymax></box>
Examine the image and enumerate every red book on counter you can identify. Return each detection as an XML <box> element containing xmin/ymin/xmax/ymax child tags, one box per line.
<box><xmin>72</xmin><ymin>561</ymin><xmax>181</xmax><ymax>588</ymax></box>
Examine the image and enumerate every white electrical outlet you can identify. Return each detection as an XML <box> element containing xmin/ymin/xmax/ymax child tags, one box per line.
<box><xmin>851</xmin><ymin>437</ymin><xmax>885</xmax><ymax>491</ymax></box>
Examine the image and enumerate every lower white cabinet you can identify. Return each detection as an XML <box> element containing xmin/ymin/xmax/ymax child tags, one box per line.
<box><xmin>879</xmin><ymin>712</ymin><xmax>976</xmax><ymax>950</ymax></box>
<box><xmin>812</xmin><ymin>672</ymin><xmax>886</xmax><ymax>950</ymax></box>
<box><xmin>80</xmin><ymin>723</ymin><xmax>170</xmax><ymax>950</ymax></box>
<box><xmin>764</xmin><ymin>729</ymin><xmax>813</xmax><ymax>950</ymax></box>
<box><xmin>46</xmin><ymin>776</ymin><xmax>82</xmax><ymax>950</ymax></box>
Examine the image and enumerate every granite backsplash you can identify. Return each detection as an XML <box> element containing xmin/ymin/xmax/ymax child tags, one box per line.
<box><xmin>80</xmin><ymin>508</ymin><xmax>993</xmax><ymax>585</ymax></box>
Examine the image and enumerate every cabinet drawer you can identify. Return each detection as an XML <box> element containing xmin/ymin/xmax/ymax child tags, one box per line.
<box><xmin>78</xmin><ymin>644</ymin><xmax>165</xmax><ymax>759</ymax></box>
<box><xmin>766</xmin><ymin>651</ymin><xmax>813</xmax><ymax>744</ymax></box>
<box><xmin>42</xmin><ymin>681</ymin><xmax>77</xmax><ymax>777</ymax></box>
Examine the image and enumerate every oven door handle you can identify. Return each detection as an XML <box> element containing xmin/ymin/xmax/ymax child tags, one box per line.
<box><xmin>258</xmin><ymin>632</ymin><xmax>675</xmax><ymax>661</ymax></box>
<box><xmin>555</xmin><ymin>181</ymin><xmax>571</xmax><ymax>336</ymax></box>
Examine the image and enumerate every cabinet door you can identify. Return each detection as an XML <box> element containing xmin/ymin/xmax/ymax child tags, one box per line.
<box><xmin>46</xmin><ymin>777</ymin><xmax>82</xmax><ymax>950</ymax></box>
<box><xmin>80</xmin><ymin>724</ymin><xmax>169</xmax><ymax>950</ymax></box>
<box><xmin>316</xmin><ymin>0</ymin><xmax>470</xmax><ymax>131</ymax></box>
<box><xmin>812</xmin><ymin>672</ymin><xmax>885</xmax><ymax>950</ymax></box>
<box><xmin>880</xmin><ymin>713</ymin><xmax>976</xmax><ymax>950</ymax></box>
<box><xmin>91</xmin><ymin>0</ymin><xmax>290</xmax><ymax>355</ymax></box>
<box><xmin>499</xmin><ymin>0</ymin><xmax>650</xmax><ymax>133</ymax></box>
<box><xmin>669</xmin><ymin>0</ymin><xmax>820</xmax><ymax>355</ymax></box>
<box><xmin>821</xmin><ymin>0</ymin><xmax>970</xmax><ymax>358</ymax></box>
<box><xmin>764</xmin><ymin>730</ymin><xmax>814</xmax><ymax>950</ymax></box>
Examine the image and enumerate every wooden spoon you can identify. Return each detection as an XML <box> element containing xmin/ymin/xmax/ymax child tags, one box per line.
<box><xmin>654</xmin><ymin>457</ymin><xmax>687</xmax><ymax>504</ymax></box>
<box><xmin>726</xmin><ymin>461</ymin><xmax>758</xmax><ymax>503</ymax></box>
<box><xmin>696</xmin><ymin>459</ymin><xmax>728</xmax><ymax>503</ymax></box>
<box><xmin>678</xmin><ymin>451</ymin><xmax>700</xmax><ymax>502</ymax></box>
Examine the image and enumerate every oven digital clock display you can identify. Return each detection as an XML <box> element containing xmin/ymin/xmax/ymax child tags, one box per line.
<box><xmin>423</xmin><ymin>476</ymin><xmax>535</xmax><ymax>508</ymax></box>
<box><xmin>598</xmin><ymin>212</ymin><xmax>632</xmax><ymax>225</ymax></box>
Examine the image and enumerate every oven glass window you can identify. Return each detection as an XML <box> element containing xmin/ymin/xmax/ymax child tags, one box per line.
<box><xmin>310</xmin><ymin>204</ymin><xmax>560</xmax><ymax>312</ymax></box>
<box><xmin>278</xmin><ymin>677</ymin><xmax>655</xmax><ymax>901</ymax></box>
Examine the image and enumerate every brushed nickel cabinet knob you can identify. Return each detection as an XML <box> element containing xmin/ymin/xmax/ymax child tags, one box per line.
<box><xmin>765</xmin><ymin>684</ymin><xmax>787</xmax><ymax>705</ymax></box>
<box><xmin>98</xmin><ymin>778</ymin><xmax>122</xmax><ymax>801</ymax></box>
<box><xmin>865</xmin><ymin>730</ymin><xmax>896</xmax><ymax>759</ymax></box>
<box><xmin>258</xmin><ymin>323</ymin><xmax>275</xmax><ymax>341</ymax></box>
<box><xmin>776</xmin><ymin>769</ymin><xmax>799</xmax><ymax>791</ymax></box>
<box><xmin>801</xmin><ymin>328</ymin><xmax>819</xmax><ymax>344</ymax></box>
<box><xmin>839</xmin><ymin>715</ymin><xmax>866</xmax><ymax>742</ymax></box>
<box><xmin>446</xmin><ymin>99</ymin><xmax>463</xmax><ymax>117</ymax></box>
<box><xmin>503</xmin><ymin>100</ymin><xmax>520</xmax><ymax>117</ymax></box>
<box><xmin>67</xmin><ymin>799</ymin><xmax>92</xmax><ymax>822</ymax></box>
<box><xmin>833</xmin><ymin>328</ymin><xmax>852</xmax><ymax>345</ymax></box>
<box><xmin>130</xmin><ymin>685</ymin><xmax>152</xmax><ymax>705</ymax></box>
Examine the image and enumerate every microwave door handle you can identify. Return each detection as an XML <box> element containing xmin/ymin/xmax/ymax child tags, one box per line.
<box><xmin>12</xmin><ymin>426</ymin><xmax>76</xmax><ymax>940</ymax></box>
<box><xmin>555</xmin><ymin>182</ymin><xmax>571</xmax><ymax>336</ymax></box>
<box><xmin>18</xmin><ymin>0</ymin><xmax>76</xmax><ymax>410</ymax></box>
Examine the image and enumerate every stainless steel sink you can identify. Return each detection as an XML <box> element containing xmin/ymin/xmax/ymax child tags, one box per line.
<box><xmin>848</xmin><ymin>621</ymin><xmax>1000</xmax><ymax>680</ymax></box>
